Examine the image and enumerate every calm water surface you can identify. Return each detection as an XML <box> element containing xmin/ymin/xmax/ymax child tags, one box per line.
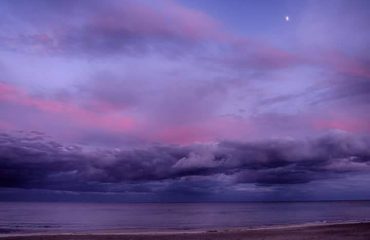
<box><xmin>1</xmin><ymin>201</ymin><xmax>370</xmax><ymax>233</ymax></box>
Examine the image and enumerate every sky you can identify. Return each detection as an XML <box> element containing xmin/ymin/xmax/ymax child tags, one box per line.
<box><xmin>1</xmin><ymin>0</ymin><xmax>370</xmax><ymax>202</ymax></box>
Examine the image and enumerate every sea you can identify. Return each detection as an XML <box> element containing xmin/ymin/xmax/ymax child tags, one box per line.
<box><xmin>1</xmin><ymin>201</ymin><xmax>370</xmax><ymax>234</ymax></box>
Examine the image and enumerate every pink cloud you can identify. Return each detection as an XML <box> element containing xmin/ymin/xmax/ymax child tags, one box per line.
<box><xmin>1</xmin><ymin>0</ymin><xmax>299</xmax><ymax>71</ymax></box>
<box><xmin>0</xmin><ymin>120</ymin><xmax>13</xmax><ymax>129</ymax></box>
<box><xmin>224</xmin><ymin>38</ymin><xmax>299</xmax><ymax>69</ymax></box>
<box><xmin>0</xmin><ymin>82</ymin><xmax>135</xmax><ymax>133</ymax></box>
<box><xmin>162</xmin><ymin>0</ymin><xmax>224</xmax><ymax>41</ymax></box>
<box><xmin>92</xmin><ymin>0</ymin><xmax>222</xmax><ymax>42</ymax></box>
<box><xmin>307</xmin><ymin>49</ymin><xmax>370</xmax><ymax>78</ymax></box>
<box><xmin>313</xmin><ymin>118</ymin><xmax>370</xmax><ymax>133</ymax></box>
<box><xmin>148</xmin><ymin>117</ymin><xmax>250</xmax><ymax>145</ymax></box>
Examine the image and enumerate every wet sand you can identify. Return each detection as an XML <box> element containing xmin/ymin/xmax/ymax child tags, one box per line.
<box><xmin>1</xmin><ymin>222</ymin><xmax>370</xmax><ymax>240</ymax></box>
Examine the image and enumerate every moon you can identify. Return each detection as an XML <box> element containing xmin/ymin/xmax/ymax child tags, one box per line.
<box><xmin>285</xmin><ymin>16</ymin><xmax>290</xmax><ymax>22</ymax></box>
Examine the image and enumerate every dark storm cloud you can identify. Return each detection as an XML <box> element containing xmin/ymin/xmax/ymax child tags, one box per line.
<box><xmin>1</xmin><ymin>131</ymin><xmax>370</xmax><ymax>192</ymax></box>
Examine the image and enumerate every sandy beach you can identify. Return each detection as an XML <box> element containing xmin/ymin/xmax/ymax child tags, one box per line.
<box><xmin>1</xmin><ymin>222</ymin><xmax>370</xmax><ymax>240</ymax></box>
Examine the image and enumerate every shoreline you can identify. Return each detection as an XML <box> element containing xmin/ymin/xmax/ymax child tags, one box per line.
<box><xmin>1</xmin><ymin>220</ymin><xmax>370</xmax><ymax>238</ymax></box>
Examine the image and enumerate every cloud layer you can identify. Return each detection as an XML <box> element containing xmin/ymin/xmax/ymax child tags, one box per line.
<box><xmin>1</xmin><ymin>131</ymin><xmax>370</xmax><ymax>196</ymax></box>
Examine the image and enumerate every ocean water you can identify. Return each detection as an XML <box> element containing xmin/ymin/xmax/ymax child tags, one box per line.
<box><xmin>1</xmin><ymin>201</ymin><xmax>370</xmax><ymax>233</ymax></box>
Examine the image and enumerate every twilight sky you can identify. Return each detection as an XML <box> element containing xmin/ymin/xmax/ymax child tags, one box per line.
<box><xmin>1</xmin><ymin>0</ymin><xmax>370</xmax><ymax>202</ymax></box>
